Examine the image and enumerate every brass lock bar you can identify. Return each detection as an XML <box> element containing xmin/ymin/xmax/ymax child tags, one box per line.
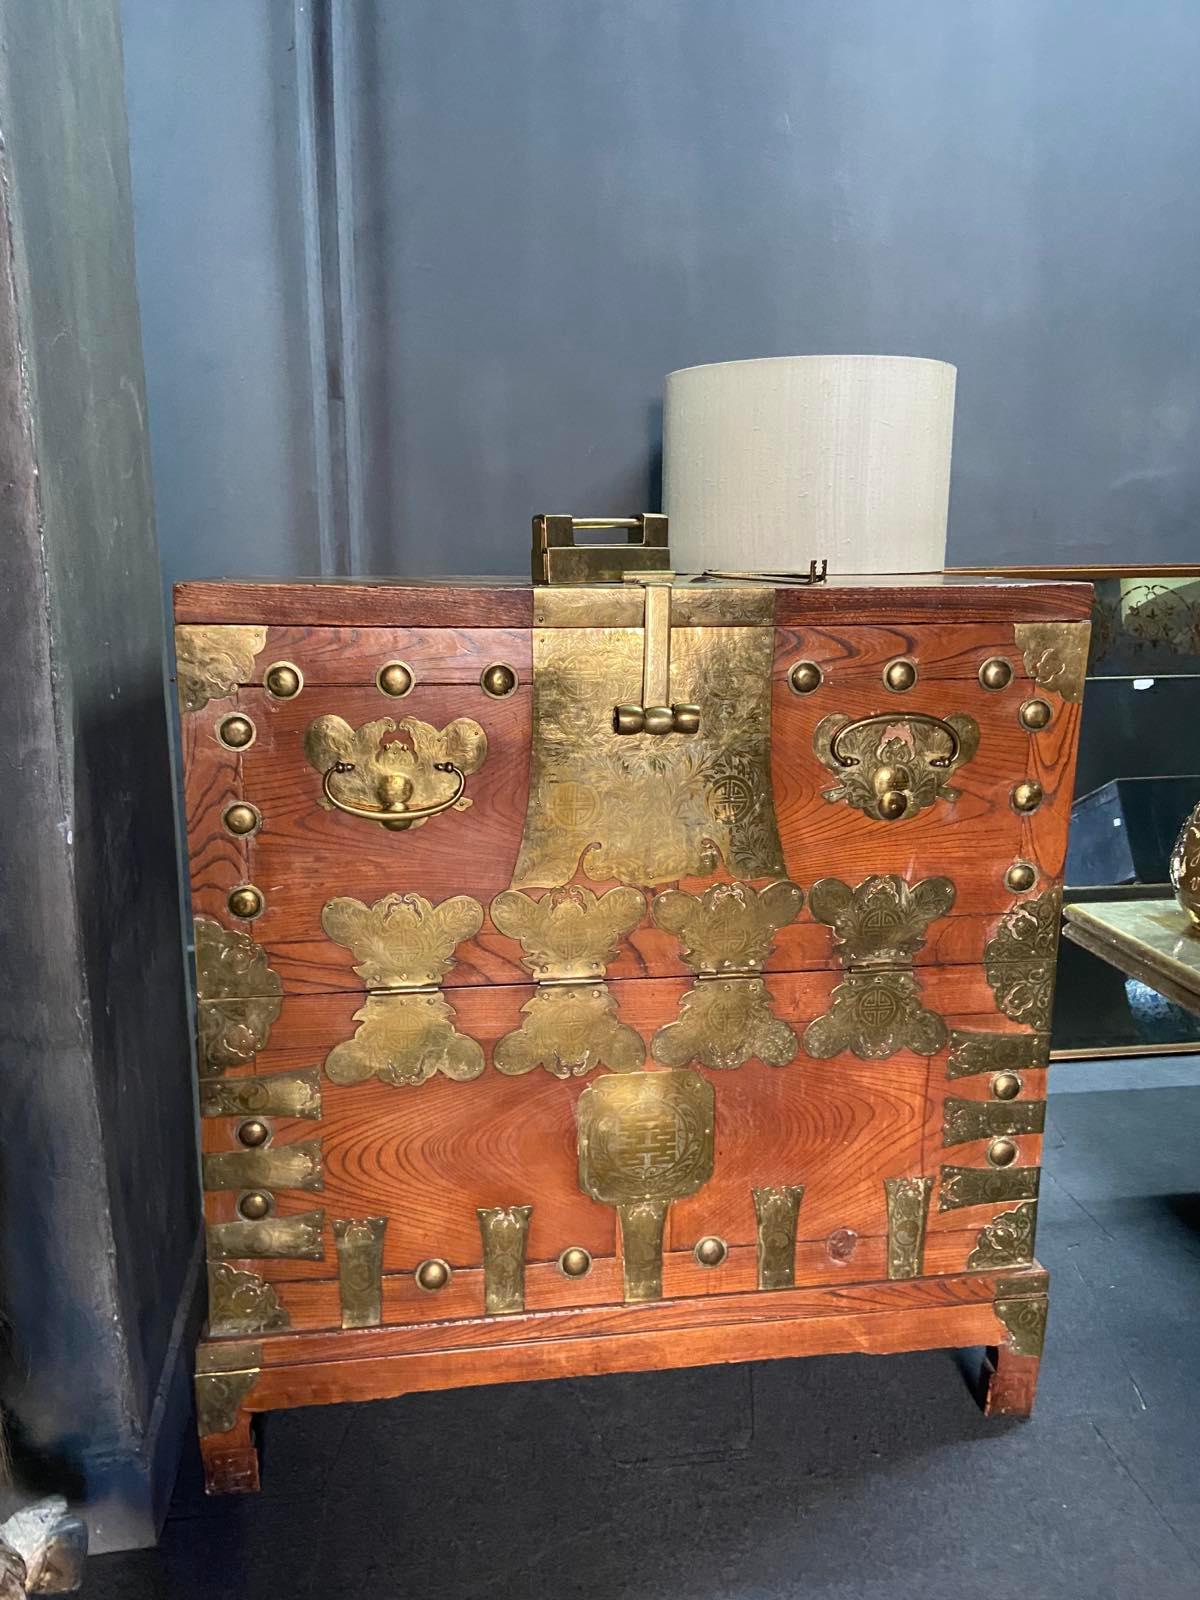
<box><xmin>613</xmin><ymin>574</ymin><xmax>700</xmax><ymax>737</ymax></box>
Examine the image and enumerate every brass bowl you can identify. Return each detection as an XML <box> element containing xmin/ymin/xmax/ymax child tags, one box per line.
<box><xmin>1170</xmin><ymin>799</ymin><xmax>1200</xmax><ymax>927</ymax></box>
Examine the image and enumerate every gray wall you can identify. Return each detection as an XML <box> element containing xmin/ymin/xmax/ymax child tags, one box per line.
<box><xmin>122</xmin><ymin>0</ymin><xmax>1200</xmax><ymax>583</ymax></box>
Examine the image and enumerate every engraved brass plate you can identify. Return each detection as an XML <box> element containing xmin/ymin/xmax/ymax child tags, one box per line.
<box><xmin>532</xmin><ymin>586</ymin><xmax>775</xmax><ymax>629</ymax></box>
<box><xmin>334</xmin><ymin>1217</ymin><xmax>387</xmax><ymax>1328</ymax></box>
<box><xmin>175</xmin><ymin>624</ymin><xmax>267</xmax><ymax>713</ymax></box>
<box><xmin>967</xmin><ymin>1201</ymin><xmax>1038</xmax><ymax>1270</ymax></box>
<box><xmin>490</xmin><ymin>885</ymin><xmax>645</xmax><ymax>980</ymax></box>
<box><xmin>194</xmin><ymin>918</ymin><xmax>283</xmax><ymax>1070</ymax></box>
<box><xmin>325</xmin><ymin>992</ymin><xmax>485</xmax><ymax>1087</ymax></box>
<box><xmin>805</xmin><ymin>971</ymin><xmax>947</xmax><ymax>1060</ymax></box>
<box><xmin>321</xmin><ymin>892</ymin><xmax>484</xmax><ymax>989</ymax></box>
<box><xmin>939</xmin><ymin>1164</ymin><xmax>1041</xmax><ymax>1212</ymax></box>
<box><xmin>808</xmin><ymin>875</ymin><xmax>956</xmax><ymax>968</ymax></box>
<box><xmin>984</xmin><ymin>890</ymin><xmax>1063</xmax><ymax>1031</ymax></box>
<box><xmin>754</xmin><ymin>1185</ymin><xmax>805</xmax><ymax>1290</ymax></box>
<box><xmin>884</xmin><ymin>1176</ymin><xmax>933</xmax><ymax>1279</ymax></box>
<box><xmin>651</xmin><ymin>978</ymin><xmax>797</xmax><ymax>1070</ymax></box>
<box><xmin>494</xmin><ymin>984</ymin><xmax>644</xmax><ymax>1079</ymax></box>
<box><xmin>994</xmin><ymin>1293</ymin><xmax>1049</xmax><ymax>1357</ymax></box>
<box><xmin>512</xmin><ymin>624</ymin><xmax>783</xmax><ymax>888</ymax></box>
<box><xmin>576</xmin><ymin>1070</ymin><xmax>715</xmax><ymax>1206</ymax></box>
<box><xmin>207</xmin><ymin>1212</ymin><xmax>325</xmax><ymax>1261</ymax></box>
<box><xmin>617</xmin><ymin>1199</ymin><xmax>668</xmax><ymax>1302</ymax></box>
<box><xmin>946</xmin><ymin>1030</ymin><xmax>1050</xmax><ymax>1080</ymax></box>
<box><xmin>199</xmin><ymin>1069</ymin><xmax>322</xmax><ymax>1121</ymax></box>
<box><xmin>202</xmin><ymin>1140</ymin><xmax>324</xmax><ymax>1193</ymax></box>
<box><xmin>305</xmin><ymin>714</ymin><xmax>487</xmax><ymax>828</ymax></box>
<box><xmin>813</xmin><ymin>712</ymin><xmax>979</xmax><ymax>822</ymax></box>
<box><xmin>195</xmin><ymin>1359</ymin><xmax>260</xmax><ymax>1437</ymax></box>
<box><xmin>207</xmin><ymin>1262</ymin><xmax>289</xmax><ymax>1337</ymax></box>
<box><xmin>942</xmin><ymin>1097</ymin><xmax>1046</xmax><ymax>1146</ymax></box>
<box><xmin>478</xmin><ymin>1205</ymin><xmax>532</xmax><ymax>1315</ymax></box>
<box><xmin>1014</xmin><ymin>621</ymin><xmax>1090</xmax><ymax>703</ymax></box>
<box><xmin>651</xmin><ymin>880</ymin><xmax>804</xmax><ymax>974</ymax></box>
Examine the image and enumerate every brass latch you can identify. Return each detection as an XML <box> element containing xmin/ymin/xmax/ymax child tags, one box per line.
<box><xmin>613</xmin><ymin>574</ymin><xmax>699</xmax><ymax>737</ymax></box>
<box><xmin>532</xmin><ymin>513</ymin><xmax>669</xmax><ymax>585</ymax></box>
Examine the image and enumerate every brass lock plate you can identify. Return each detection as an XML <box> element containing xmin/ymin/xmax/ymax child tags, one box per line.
<box><xmin>576</xmin><ymin>1069</ymin><xmax>714</xmax><ymax>1207</ymax></box>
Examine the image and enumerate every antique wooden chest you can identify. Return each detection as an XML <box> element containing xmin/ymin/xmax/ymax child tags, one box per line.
<box><xmin>175</xmin><ymin>527</ymin><xmax>1089</xmax><ymax>1493</ymax></box>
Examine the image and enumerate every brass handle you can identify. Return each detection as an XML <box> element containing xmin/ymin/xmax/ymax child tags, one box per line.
<box><xmin>830</xmin><ymin>714</ymin><xmax>961</xmax><ymax>770</ymax></box>
<box><xmin>322</xmin><ymin>760</ymin><xmax>466</xmax><ymax>831</ymax></box>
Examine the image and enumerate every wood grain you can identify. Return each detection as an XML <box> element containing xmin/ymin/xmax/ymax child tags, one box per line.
<box><xmin>233</xmin><ymin>626</ymin><xmax>531</xmax><ymax>687</ymax></box>
<box><xmin>983</xmin><ymin>1346</ymin><xmax>1041</xmax><ymax>1417</ymax></box>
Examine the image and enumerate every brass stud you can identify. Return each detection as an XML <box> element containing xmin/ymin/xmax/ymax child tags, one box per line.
<box><xmin>789</xmin><ymin>660</ymin><xmax>823</xmax><ymax>695</ymax></box>
<box><xmin>672</xmin><ymin>703</ymin><xmax>701</xmax><ymax>735</ymax></box>
<box><xmin>415</xmin><ymin>1257</ymin><xmax>451</xmax><ymax>1292</ymax></box>
<box><xmin>264</xmin><ymin>661</ymin><xmax>303</xmax><ymax>699</ymax></box>
<box><xmin>693</xmin><ymin>1235</ymin><xmax>728</xmax><ymax>1268</ymax></box>
<box><xmin>991</xmin><ymin>1072</ymin><xmax>1023</xmax><ymax>1102</ymax></box>
<box><xmin>1011</xmin><ymin>780</ymin><xmax>1044</xmax><ymax>814</ymax></box>
<box><xmin>227</xmin><ymin>884</ymin><xmax>264</xmax><ymax>920</ymax></box>
<box><xmin>643</xmin><ymin>705</ymin><xmax>675</xmax><ymax>736</ymax></box>
<box><xmin>883</xmin><ymin>658</ymin><xmax>918</xmax><ymax>693</ymax></box>
<box><xmin>222</xmin><ymin>802</ymin><xmax>261</xmax><ymax>837</ymax></box>
<box><xmin>480</xmin><ymin>662</ymin><xmax>518</xmax><ymax>698</ymax></box>
<box><xmin>557</xmin><ymin>1246</ymin><xmax>592</xmax><ymax>1278</ymax></box>
<box><xmin>217</xmin><ymin>714</ymin><xmax>255</xmax><ymax>750</ymax></box>
<box><xmin>987</xmin><ymin>1137</ymin><xmax>1019</xmax><ymax>1169</ymax></box>
<box><xmin>979</xmin><ymin>657</ymin><xmax>1014</xmax><ymax>691</ymax></box>
<box><xmin>376</xmin><ymin>661</ymin><xmax>415</xmax><ymax>698</ymax></box>
<box><xmin>1005</xmin><ymin>861</ymin><xmax>1037</xmax><ymax>893</ymax></box>
<box><xmin>1019</xmin><ymin>698</ymin><xmax>1053</xmax><ymax>731</ymax></box>
<box><xmin>238</xmin><ymin>1190</ymin><xmax>273</xmax><ymax>1220</ymax></box>
<box><xmin>237</xmin><ymin>1119</ymin><xmax>271</xmax><ymax>1148</ymax></box>
<box><xmin>613</xmin><ymin>704</ymin><xmax>645</xmax><ymax>735</ymax></box>
<box><xmin>878</xmin><ymin>789</ymin><xmax>909</xmax><ymax>821</ymax></box>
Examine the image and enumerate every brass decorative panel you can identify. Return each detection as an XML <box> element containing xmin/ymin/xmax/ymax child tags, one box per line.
<box><xmin>194</xmin><ymin>918</ymin><xmax>283</xmax><ymax>1071</ymax></box>
<box><xmin>206</xmin><ymin>1212</ymin><xmax>325</xmax><ymax>1261</ymax></box>
<box><xmin>652</xmin><ymin>978</ymin><xmax>797</xmax><ymax>1070</ymax></box>
<box><xmin>490</xmin><ymin>885</ymin><xmax>645</xmax><ymax>980</ymax></box>
<box><xmin>321</xmin><ymin>892</ymin><xmax>484</xmax><ymax>990</ymax></box>
<box><xmin>946</xmin><ymin>1029</ymin><xmax>1050</xmax><ymax>1080</ymax></box>
<box><xmin>967</xmin><ymin>1201</ymin><xmax>1038</xmax><ymax>1270</ymax></box>
<box><xmin>942</xmin><ymin>1097</ymin><xmax>1046</xmax><ymax>1146</ymax></box>
<box><xmin>207</xmin><ymin>1263</ymin><xmax>289</xmax><ymax>1337</ymax></box>
<box><xmin>884</xmin><ymin>1176</ymin><xmax>933</xmax><ymax>1279</ymax></box>
<box><xmin>175</xmin><ymin>624</ymin><xmax>266</xmax><ymax>713</ymax></box>
<box><xmin>202</xmin><ymin>1141</ymin><xmax>324</xmax><ymax>1193</ymax></box>
<box><xmin>199</xmin><ymin>1069</ymin><xmax>322</xmax><ymax>1121</ymax></box>
<box><xmin>511</xmin><ymin>624</ymin><xmax>783</xmax><ymax>888</ymax></box>
<box><xmin>939</xmin><ymin>1165</ymin><xmax>1041</xmax><ymax>1212</ymax></box>
<box><xmin>1014</xmin><ymin>621</ymin><xmax>1090</xmax><ymax>703</ymax></box>
<box><xmin>808</xmin><ymin>875</ymin><xmax>956</xmax><ymax>968</ymax></box>
<box><xmin>617</xmin><ymin>1199</ymin><xmax>669</xmax><ymax>1302</ymax></box>
<box><xmin>494</xmin><ymin>985</ymin><xmax>644</xmax><ymax>1079</ymax></box>
<box><xmin>531</xmin><ymin>585</ymin><xmax>774</xmax><ymax>629</ymax></box>
<box><xmin>325</xmin><ymin>992</ymin><xmax>484</xmax><ymax>1087</ymax></box>
<box><xmin>813</xmin><ymin>712</ymin><xmax>979</xmax><ymax>822</ymax></box>
<box><xmin>334</xmin><ymin>1217</ymin><xmax>387</xmax><ymax>1328</ymax></box>
<box><xmin>805</xmin><ymin>971</ymin><xmax>947</xmax><ymax>1060</ymax></box>
<box><xmin>195</xmin><ymin>1352</ymin><xmax>261</xmax><ymax>1437</ymax></box>
<box><xmin>753</xmin><ymin>1185</ymin><xmax>805</xmax><ymax>1290</ymax></box>
<box><xmin>983</xmin><ymin>890</ymin><xmax>1063</xmax><ymax>1031</ymax></box>
<box><xmin>994</xmin><ymin>1294</ymin><xmax>1049</xmax><ymax>1357</ymax></box>
<box><xmin>651</xmin><ymin>880</ymin><xmax>804</xmax><ymax>974</ymax></box>
<box><xmin>478</xmin><ymin>1205</ymin><xmax>532</xmax><ymax>1315</ymax></box>
<box><xmin>305</xmin><ymin>714</ymin><xmax>488</xmax><ymax>829</ymax></box>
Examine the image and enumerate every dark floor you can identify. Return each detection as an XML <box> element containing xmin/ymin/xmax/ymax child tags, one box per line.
<box><xmin>89</xmin><ymin>1058</ymin><xmax>1200</xmax><ymax>1600</ymax></box>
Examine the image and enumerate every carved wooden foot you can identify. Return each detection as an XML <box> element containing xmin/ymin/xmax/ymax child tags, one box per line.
<box><xmin>982</xmin><ymin>1344</ymin><xmax>1041</xmax><ymax>1418</ymax></box>
<box><xmin>196</xmin><ymin>1341</ymin><xmax>263</xmax><ymax>1494</ymax></box>
<box><xmin>199</xmin><ymin>1408</ymin><xmax>261</xmax><ymax>1495</ymax></box>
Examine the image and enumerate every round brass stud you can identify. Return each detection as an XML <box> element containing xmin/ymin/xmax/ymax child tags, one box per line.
<box><xmin>1019</xmin><ymin>698</ymin><xmax>1053</xmax><ymax>731</ymax></box>
<box><xmin>672</xmin><ymin>703</ymin><xmax>701</xmax><ymax>735</ymax></box>
<box><xmin>264</xmin><ymin>660</ymin><xmax>303</xmax><ymax>699</ymax></box>
<box><xmin>227</xmin><ymin>884</ymin><xmax>264</xmax><ymax>920</ymax></box>
<box><xmin>613</xmin><ymin>704</ymin><xmax>645</xmax><ymax>735</ymax></box>
<box><xmin>1005</xmin><ymin>861</ymin><xmax>1038</xmax><ymax>893</ymax></box>
<box><xmin>222</xmin><ymin>801</ymin><xmax>261</xmax><ymax>837</ymax></box>
<box><xmin>415</xmin><ymin>1257</ymin><xmax>452</xmax><ymax>1292</ymax></box>
<box><xmin>480</xmin><ymin>662</ymin><xmax>518</xmax><ymax>698</ymax></box>
<box><xmin>789</xmin><ymin>660</ymin><xmax>823</xmax><ymax>695</ymax></box>
<box><xmin>1011</xmin><ymin>780</ymin><xmax>1044</xmax><ymax>814</ymax></box>
<box><xmin>643</xmin><ymin>705</ymin><xmax>675</xmax><ymax>736</ymax></box>
<box><xmin>878</xmin><ymin>789</ymin><xmax>909</xmax><ymax>821</ymax></box>
<box><xmin>217</xmin><ymin>713</ymin><xmax>256</xmax><ymax>750</ymax></box>
<box><xmin>376</xmin><ymin>660</ymin><xmax>415</xmax><ymax>698</ymax></box>
<box><xmin>237</xmin><ymin>1119</ymin><xmax>270</xmax><ymax>1148</ymax></box>
<box><xmin>693</xmin><ymin>1235</ymin><xmax>728</xmax><ymax>1268</ymax></box>
<box><xmin>883</xmin><ymin>658</ymin><xmax>918</xmax><ymax>693</ymax></box>
<box><xmin>558</xmin><ymin>1246</ymin><xmax>592</xmax><ymax>1279</ymax></box>
<box><xmin>979</xmin><ymin>656</ymin><xmax>1014</xmax><ymax>691</ymax></box>
<box><xmin>987</xmin><ymin>1137</ymin><xmax>1019</xmax><ymax>1169</ymax></box>
<box><xmin>238</xmin><ymin>1190</ymin><xmax>273</xmax><ymax>1220</ymax></box>
<box><xmin>991</xmin><ymin>1072</ymin><xmax>1023</xmax><ymax>1102</ymax></box>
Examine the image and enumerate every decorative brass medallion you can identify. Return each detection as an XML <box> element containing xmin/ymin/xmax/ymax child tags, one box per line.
<box><xmin>494</xmin><ymin>985</ymin><xmax>644</xmax><ymax>1079</ymax></box>
<box><xmin>651</xmin><ymin>880</ymin><xmax>804</xmax><ymax>973</ymax></box>
<box><xmin>202</xmin><ymin>1140</ymin><xmax>324</xmax><ymax>1192</ymax></box>
<box><xmin>983</xmin><ymin>890</ymin><xmax>1063</xmax><ymax>1031</ymax></box>
<box><xmin>753</xmin><ymin>1185</ymin><xmax>805</xmax><ymax>1290</ymax></box>
<box><xmin>478</xmin><ymin>1205</ymin><xmax>532</xmax><ymax>1315</ymax></box>
<box><xmin>813</xmin><ymin>712</ymin><xmax>979</xmax><ymax>823</ymax></box>
<box><xmin>326</xmin><ymin>993</ymin><xmax>485</xmax><ymax>1087</ymax></box>
<box><xmin>808</xmin><ymin>875</ymin><xmax>955</xmax><ymax>967</ymax></box>
<box><xmin>206</xmin><ymin>1262</ymin><xmax>289</xmax><ymax>1338</ymax></box>
<box><xmin>942</xmin><ymin>1097</ymin><xmax>1045</xmax><ymax>1146</ymax></box>
<box><xmin>304</xmin><ymin>714</ymin><xmax>488</xmax><ymax>831</ymax></box>
<box><xmin>652</xmin><ymin>979</ymin><xmax>797</xmax><ymax>1070</ymax></box>
<box><xmin>806</xmin><ymin>971</ymin><xmax>947</xmax><ymax>1060</ymax></box>
<box><xmin>1014</xmin><ymin>621</ymin><xmax>1090</xmax><ymax>704</ymax></box>
<box><xmin>939</xmin><ymin>1164</ymin><xmax>1040</xmax><ymax>1212</ymax></box>
<box><xmin>946</xmin><ymin>1029</ymin><xmax>1049</xmax><ymax>1080</ymax></box>
<box><xmin>195</xmin><ymin>1350</ymin><xmax>261</xmax><ymax>1437</ymax></box>
<box><xmin>334</xmin><ymin>1217</ymin><xmax>387</xmax><ymax>1328</ymax></box>
<box><xmin>490</xmin><ymin>885</ymin><xmax>645</xmax><ymax>981</ymax></box>
<box><xmin>199</xmin><ymin>1069</ymin><xmax>322</xmax><ymax>1121</ymax></box>
<box><xmin>175</xmin><ymin>624</ymin><xmax>267</xmax><ymax>713</ymax></box>
<box><xmin>884</xmin><ymin>1176</ymin><xmax>933</xmax><ymax>1279</ymax></box>
<box><xmin>967</xmin><ymin>1201</ymin><xmax>1038</xmax><ymax>1270</ymax></box>
<box><xmin>206</xmin><ymin>1212</ymin><xmax>325</xmax><ymax>1261</ymax></box>
<box><xmin>994</xmin><ymin>1293</ymin><xmax>1049</xmax><ymax>1357</ymax></box>
<box><xmin>321</xmin><ymin>892</ymin><xmax>483</xmax><ymax>989</ymax></box>
<box><xmin>194</xmin><ymin>917</ymin><xmax>283</xmax><ymax>1072</ymax></box>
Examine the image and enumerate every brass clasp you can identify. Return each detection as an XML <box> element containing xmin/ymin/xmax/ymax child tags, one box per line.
<box><xmin>613</xmin><ymin>574</ymin><xmax>700</xmax><ymax>738</ymax></box>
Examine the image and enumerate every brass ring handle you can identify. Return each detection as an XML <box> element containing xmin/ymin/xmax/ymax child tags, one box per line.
<box><xmin>830</xmin><ymin>714</ymin><xmax>961</xmax><ymax>770</ymax></box>
<box><xmin>322</xmin><ymin>760</ymin><xmax>466</xmax><ymax>828</ymax></box>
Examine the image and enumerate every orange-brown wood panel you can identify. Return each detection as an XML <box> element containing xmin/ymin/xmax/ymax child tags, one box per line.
<box><xmin>775</xmin><ymin>622</ymin><xmax>1047</xmax><ymax>686</ymax></box>
<box><xmin>236</xmin><ymin>625</ymin><xmax>532</xmax><ymax>687</ymax></box>
<box><xmin>183</xmin><ymin>700</ymin><xmax>248</xmax><ymax>920</ymax></box>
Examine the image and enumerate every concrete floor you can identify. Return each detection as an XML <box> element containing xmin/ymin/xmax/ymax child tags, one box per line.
<box><xmin>88</xmin><ymin>1057</ymin><xmax>1200</xmax><ymax>1599</ymax></box>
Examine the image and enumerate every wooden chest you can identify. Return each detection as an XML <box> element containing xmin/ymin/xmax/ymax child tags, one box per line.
<box><xmin>175</xmin><ymin>554</ymin><xmax>1089</xmax><ymax>1493</ymax></box>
